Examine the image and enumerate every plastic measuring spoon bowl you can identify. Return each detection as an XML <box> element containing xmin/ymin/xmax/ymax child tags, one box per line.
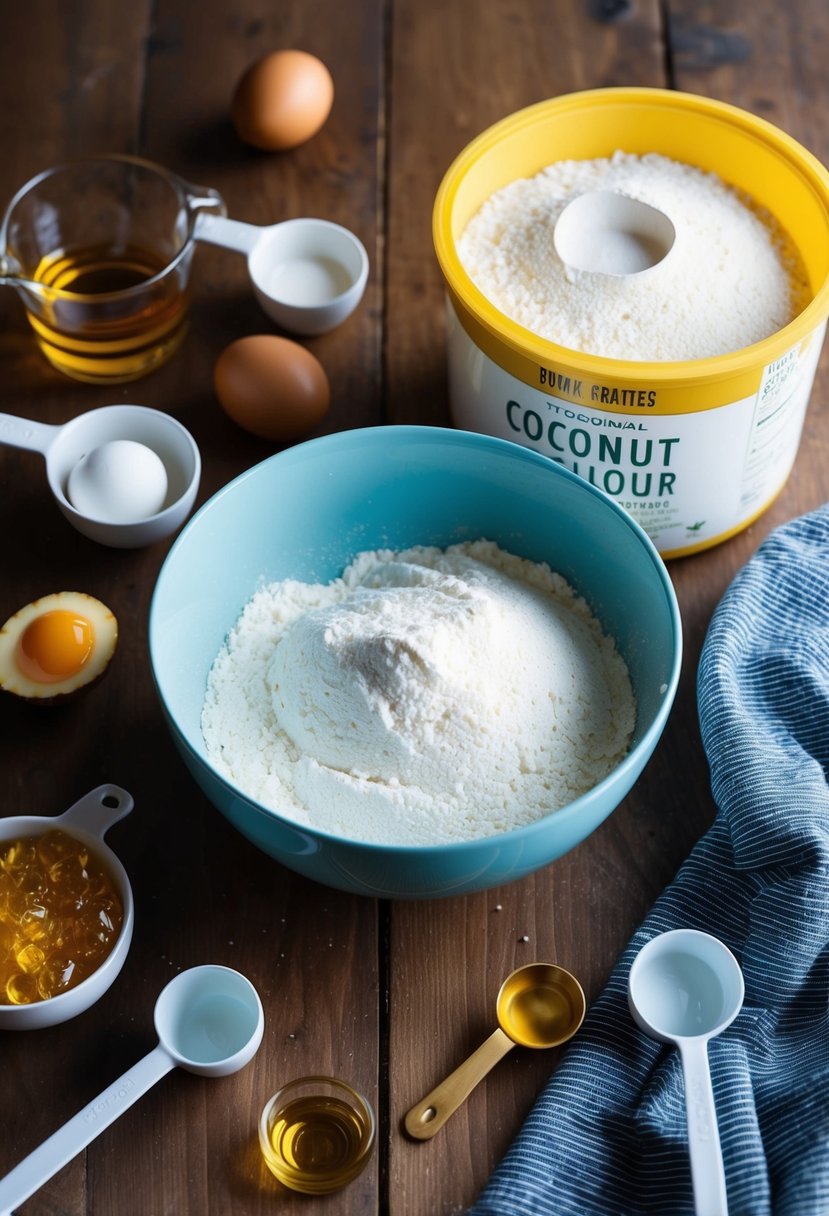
<box><xmin>0</xmin><ymin>965</ymin><xmax>264</xmax><ymax>1215</ymax></box>
<box><xmin>553</xmin><ymin>190</ymin><xmax>676</xmax><ymax>277</ymax></box>
<box><xmin>0</xmin><ymin>404</ymin><xmax>200</xmax><ymax>548</ymax></box>
<box><xmin>627</xmin><ymin>929</ymin><xmax>745</xmax><ymax>1216</ymax></box>
<box><xmin>194</xmin><ymin>211</ymin><xmax>369</xmax><ymax>335</ymax></box>
<box><xmin>155</xmin><ymin>963</ymin><xmax>265</xmax><ymax>1076</ymax></box>
<box><xmin>404</xmin><ymin>962</ymin><xmax>585</xmax><ymax>1140</ymax></box>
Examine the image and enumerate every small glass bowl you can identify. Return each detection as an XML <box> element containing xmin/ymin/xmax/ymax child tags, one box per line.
<box><xmin>259</xmin><ymin>1075</ymin><xmax>375</xmax><ymax>1194</ymax></box>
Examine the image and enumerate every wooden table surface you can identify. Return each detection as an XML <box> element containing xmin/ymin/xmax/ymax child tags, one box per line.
<box><xmin>1</xmin><ymin>3</ymin><xmax>827</xmax><ymax>1213</ymax></box>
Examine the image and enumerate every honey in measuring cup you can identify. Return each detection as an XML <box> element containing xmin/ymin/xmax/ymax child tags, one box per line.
<box><xmin>28</xmin><ymin>242</ymin><xmax>190</xmax><ymax>383</ymax></box>
<box><xmin>0</xmin><ymin>155</ymin><xmax>225</xmax><ymax>383</ymax></box>
<box><xmin>0</xmin><ymin>828</ymin><xmax>123</xmax><ymax>1005</ymax></box>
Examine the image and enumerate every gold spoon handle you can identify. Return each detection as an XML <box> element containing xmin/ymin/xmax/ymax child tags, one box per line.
<box><xmin>403</xmin><ymin>1026</ymin><xmax>514</xmax><ymax>1140</ymax></box>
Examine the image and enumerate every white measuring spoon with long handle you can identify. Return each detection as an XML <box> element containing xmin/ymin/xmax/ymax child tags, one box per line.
<box><xmin>0</xmin><ymin>965</ymin><xmax>264</xmax><ymax>1216</ymax></box>
<box><xmin>627</xmin><ymin>929</ymin><xmax>745</xmax><ymax>1216</ymax></box>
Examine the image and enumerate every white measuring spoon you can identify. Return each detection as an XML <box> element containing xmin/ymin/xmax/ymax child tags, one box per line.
<box><xmin>627</xmin><ymin>929</ymin><xmax>745</xmax><ymax>1216</ymax></box>
<box><xmin>0</xmin><ymin>403</ymin><xmax>200</xmax><ymax>548</ymax></box>
<box><xmin>553</xmin><ymin>190</ymin><xmax>676</xmax><ymax>277</ymax></box>
<box><xmin>0</xmin><ymin>964</ymin><xmax>264</xmax><ymax>1216</ymax></box>
<box><xmin>194</xmin><ymin>211</ymin><xmax>368</xmax><ymax>335</ymax></box>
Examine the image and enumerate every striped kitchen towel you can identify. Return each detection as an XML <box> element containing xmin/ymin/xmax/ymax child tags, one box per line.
<box><xmin>470</xmin><ymin>503</ymin><xmax>829</xmax><ymax>1216</ymax></box>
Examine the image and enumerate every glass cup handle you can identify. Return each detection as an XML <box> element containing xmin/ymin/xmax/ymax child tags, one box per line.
<box><xmin>169</xmin><ymin>178</ymin><xmax>226</xmax><ymax>249</ymax></box>
<box><xmin>183</xmin><ymin>183</ymin><xmax>227</xmax><ymax>220</ymax></box>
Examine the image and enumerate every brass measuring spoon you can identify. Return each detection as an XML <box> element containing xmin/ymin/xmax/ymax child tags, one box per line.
<box><xmin>404</xmin><ymin>962</ymin><xmax>586</xmax><ymax>1140</ymax></box>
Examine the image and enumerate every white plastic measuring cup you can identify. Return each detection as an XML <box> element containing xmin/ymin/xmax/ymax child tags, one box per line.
<box><xmin>627</xmin><ymin>929</ymin><xmax>745</xmax><ymax>1216</ymax></box>
<box><xmin>0</xmin><ymin>784</ymin><xmax>134</xmax><ymax>1032</ymax></box>
<box><xmin>0</xmin><ymin>403</ymin><xmax>200</xmax><ymax>548</ymax></box>
<box><xmin>553</xmin><ymin>190</ymin><xmax>676</xmax><ymax>277</ymax></box>
<box><xmin>194</xmin><ymin>212</ymin><xmax>369</xmax><ymax>334</ymax></box>
<box><xmin>0</xmin><ymin>964</ymin><xmax>264</xmax><ymax>1216</ymax></box>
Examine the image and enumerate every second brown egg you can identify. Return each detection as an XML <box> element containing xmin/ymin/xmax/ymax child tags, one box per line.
<box><xmin>214</xmin><ymin>335</ymin><xmax>331</xmax><ymax>442</ymax></box>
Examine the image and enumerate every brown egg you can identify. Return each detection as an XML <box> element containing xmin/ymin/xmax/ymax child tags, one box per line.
<box><xmin>214</xmin><ymin>335</ymin><xmax>331</xmax><ymax>442</ymax></box>
<box><xmin>231</xmin><ymin>50</ymin><xmax>334</xmax><ymax>151</ymax></box>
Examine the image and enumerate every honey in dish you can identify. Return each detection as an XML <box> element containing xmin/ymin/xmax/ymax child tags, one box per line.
<box><xmin>265</xmin><ymin>1093</ymin><xmax>372</xmax><ymax>1193</ymax></box>
<box><xmin>28</xmin><ymin>243</ymin><xmax>189</xmax><ymax>383</ymax></box>
<box><xmin>0</xmin><ymin>829</ymin><xmax>123</xmax><ymax>1004</ymax></box>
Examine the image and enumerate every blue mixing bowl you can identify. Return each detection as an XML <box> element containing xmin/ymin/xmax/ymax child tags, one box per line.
<box><xmin>149</xmin><ymin>426</ymin><xmax>681</xmax><ymax>899</ymax></box>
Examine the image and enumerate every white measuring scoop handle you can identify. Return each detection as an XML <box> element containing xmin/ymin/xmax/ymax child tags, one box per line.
<box><xmin>0</xmin><ymin>1044</ymin><xmax>175</xmax><ymax>1216</ymax></box>
<box><xmin>58</xmin><ymin>784</ymin><xmax>134</xmax><ymax>837</ymax></box>
<box><xmin>0</xmin><ymin>411</ymin><xmax>60</xmax><ymax>457</ymax></box>
<box><xmin>193</xmin><ymin>211</ymin><xmax>261</xmax><ymax>256</ymax></box>
<box><xmin>678</xmin><ymin>1037</ymin><xmax>729</xmax><ymax>1216</ymax></box>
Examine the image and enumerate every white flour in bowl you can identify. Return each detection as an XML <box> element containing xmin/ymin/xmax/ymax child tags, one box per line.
<box><xmin>457</xmin><ymin>151</ymin><xmax>809</xmax><ymax>361</ymax></box>
<box><xmin>201</xmin><ymin>540</ymin><xmax>635</xmax><ymax>846</ymax></box>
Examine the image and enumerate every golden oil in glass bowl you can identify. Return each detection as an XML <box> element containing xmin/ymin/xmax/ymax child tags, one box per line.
<box><xmin>259</xmin><ymin>1076</ymin><xmax>375</xmax><ymax>1194</ymax></box>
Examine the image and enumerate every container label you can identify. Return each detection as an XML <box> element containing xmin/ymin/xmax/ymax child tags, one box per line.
<box><xmin>447</xmin><ymin>302</ymin><xmax>824</xmax><ymax>556</ymax></box>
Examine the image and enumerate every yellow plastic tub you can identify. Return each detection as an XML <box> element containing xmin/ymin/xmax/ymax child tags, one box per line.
<box><xmin>433</xmin><ymin>88</ymin><xmax>829</xmax><ymax>557</ymax></box>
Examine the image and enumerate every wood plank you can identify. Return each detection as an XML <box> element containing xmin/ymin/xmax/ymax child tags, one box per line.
<box><xmin>384</xmin><ymin>3</ymin><xmax>669</xmax><ymax>1212</ymax></box>
<box><xmin>383</xmin><ymin>0</ymin><xmax>667</xmax><ymax>428</ymax></box>
<box><xmin>663</xmin><ymin>0</ymin><xmax>829</xmax><ymax>632</ymax></box>
<box><xmin>0</xmin><ymin>2</ymin><xmax>384</xmax><ymax>1214</ymax></box>
<box><xmin>0</xmin><ymin>8</ymin><xmax>151</xmax><ymax>1215</ymax></box>
<box><xmin>136</xmin><ymin>0</ymin><xmax>384</xmax><ymax>460</ymax></box>
<box><xmin>0</xmin><ymin>0</ymin><xmax>153</xmax><ymax>413</ymax></box>
<box><xmin>0</xmin><ymin>1</ymin><xmax>150</xmax><ymax>182</ymax></box>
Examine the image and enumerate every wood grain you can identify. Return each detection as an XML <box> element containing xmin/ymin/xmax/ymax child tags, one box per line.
<box><xmin>385</xmin><ymin>3</ymin><xmax>669</xmax><ymax>1212</ymax></box>
<box><xmin>385</xmin><ymin>2</ymin><xmax>829</xmax><ymax>1214</ymax></box>
<box><xmin>0</xmin><ymin>2</ymin><xmax>827</xmax><ymax>1214</ymax></box>
<box><xmin>0</xmin><ymin>3</ymin><xmax>382</xmax><ymax>1215</ymax></box>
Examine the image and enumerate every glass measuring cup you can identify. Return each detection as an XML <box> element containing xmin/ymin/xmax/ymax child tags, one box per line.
<box><xmin>0</xmin><ymin>155</ymin><xmax>226</xmax><ymax>383</ymax></box>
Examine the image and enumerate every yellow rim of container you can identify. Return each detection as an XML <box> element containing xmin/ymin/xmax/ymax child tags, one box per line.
<box><xmin>434</xmin><ymin>87</ymin><xmax>829</xmax><ymax>411</ymax></box>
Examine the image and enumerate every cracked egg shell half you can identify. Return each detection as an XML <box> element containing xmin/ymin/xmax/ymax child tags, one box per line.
<box><xmin>0</xmin><ymin>593</ymin><xmax>117</xmax><ymax>703</ymax></box>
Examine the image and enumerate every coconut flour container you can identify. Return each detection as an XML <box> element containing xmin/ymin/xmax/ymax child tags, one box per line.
<box><xmin>433</xmin><ymin>88</ymin><xmax>829</xmax><ymax>557</ymax></box>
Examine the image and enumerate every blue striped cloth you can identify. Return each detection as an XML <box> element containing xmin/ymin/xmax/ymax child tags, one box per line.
<box><xmin>470</xmin><ymin>505</ymin><xmax>829</xmax><ymax>1216</ymax></box>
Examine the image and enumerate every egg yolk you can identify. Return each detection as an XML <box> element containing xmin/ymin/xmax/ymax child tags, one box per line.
<box><xmin>16</xmin><ymin>611</ymin><xmax>95</xmax><ymax>684</ymax></box>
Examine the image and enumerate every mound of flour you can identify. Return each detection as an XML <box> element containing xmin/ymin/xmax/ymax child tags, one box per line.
<box><xmin>201</xmin><ymin>541</ymin><xmax>635</xmax><ymax>846</ymax></box>
<box><xmin>457</xmin><ymin>151</ymin><xmax>809</xmax><ymax>361</ymax></box>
